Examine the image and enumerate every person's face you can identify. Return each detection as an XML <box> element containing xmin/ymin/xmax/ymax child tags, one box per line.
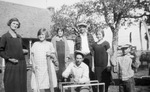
<box><xmin>57</xmin><ymin>29</ymin><xmax>64</xmax><ymax>37</ymax></box>
<box><xmin>75</xmin><ymin>54</ymin><xmax>83</xmax><ymax>66</ymax></box>
<box><xmin>10</xmin><ymin>21</ymin><xmax>19</xmax><ymax>31</ymax></box>
<box><xmin>96</xmin><ymin>31</ymin><xmax>103</xmax><ymax>40</ymax></box>
<box><xmin>79</xmin><ymin>26</ymin><xmax>87</xmax><ymax>34</ymax></box>
<box><xmin>38</xmin><ymin>32</ymin><xmax>46</xmax><ymax>42</ymax></box>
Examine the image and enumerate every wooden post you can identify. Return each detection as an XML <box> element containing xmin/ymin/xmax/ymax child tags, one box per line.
<box><xmin>46</xmin><ymin>56</ymin><xmax>54</xmax><ymax>92</ymax></box>
<box><xmin>1</xmin><ymin>58</ymin><xmax>5</xmax><ymax>89</ymax></box>
<box><xmin>143</xmin><ymin>21</ymin><xmax>150</xmax><ymax>50</ymax></box>
<box><xmin>139</xmin><ymin>21</ymin><xmax>143</xmax><ymax>50</ymax></box>
<box><xmin>29</xmin><ymin>40</ymin><xmax>40</xmax><ymax>92</ymax></box>
<box><xmin>143</xmin><ymin>21</ymin><xmax>150</xmax><ymax>75</ymax></box>
<box><xmin>29</xmin><ymin>40</ymin><xmax>32</xmax><ymax>64</ymax></box>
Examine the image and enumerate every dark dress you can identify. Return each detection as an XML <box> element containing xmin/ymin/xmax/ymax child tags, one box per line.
<box><xmin>92</xmin><ymin>41</ymin><xmax>111</xmax><ymax>92</ymax></box>
<box><xmin>0</xmin><ymin>32</ymin><xmax>27</xmax><ymax>92</ymax></box>
<box><xmin>56</xmin><ymin>40</ymin><xmax>65</xmax><ymax>81</ymax></box>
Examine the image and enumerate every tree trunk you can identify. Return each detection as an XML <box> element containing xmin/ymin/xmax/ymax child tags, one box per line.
<box><xmin>110</xmin><ymin>26</ymin><xmax>119</xmax><ymax>79</ymax></box>
<box><xmin>111</xmin><ymin>27</ymin><xmax>119</xmax><ymax>54</ymax></box>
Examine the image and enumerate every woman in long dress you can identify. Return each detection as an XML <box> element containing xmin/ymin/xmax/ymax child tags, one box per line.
<box><xmin>91</xmin><ymin>29</ymin><xmax>112</xmax><ymax>92</ymax></box>
<box><xmin>51</xmin><ymin>27</ymin><xmax>70</xmax><ymax>82</ymax></box>
<box><xmin>31</xmin><ymin>28</ymin><xmax>57</xmax><ymax>92</ymax></box>
<box><xmin>0</xmin><ymin>18</ymin><xmax>28</xmax><ymax>92</ymax></box>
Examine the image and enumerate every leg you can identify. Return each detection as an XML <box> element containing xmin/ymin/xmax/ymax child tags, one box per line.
<box><xmin>123</xmin><ymin>78</ymin><xmax>136</xmax><ymax>92</ymax></box>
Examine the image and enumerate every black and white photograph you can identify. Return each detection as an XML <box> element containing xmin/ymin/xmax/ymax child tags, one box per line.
<box><xmin>0</xmin><ymin>0</ymin><xmax>150</xmax><ymax>92</ymax></box>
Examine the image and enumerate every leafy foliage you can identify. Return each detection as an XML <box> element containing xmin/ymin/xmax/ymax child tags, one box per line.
<box><xmin>51</xmin><ymin>0</ymin><xmax>150</xmax><ymax>50</ymax></box>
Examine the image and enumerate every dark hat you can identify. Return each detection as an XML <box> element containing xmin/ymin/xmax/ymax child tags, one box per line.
<box><xmin>77</xmin><ymin>23</ymin><xmax>87</xmax><ymax>28</ymax></box>
<box><xmin>74</xmin><ymin>50</ymin><xmax>84</xmax><ymax>57</ymax></box>
<box><xmin>118</xmin><ymin>44</ymin><xmax>131</xmax><ymax>50</ymax></box>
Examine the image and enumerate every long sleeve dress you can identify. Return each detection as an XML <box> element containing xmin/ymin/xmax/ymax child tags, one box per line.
<box><xmin>31</xmin><ymin>41</ymin><xmax>57</xmax><ymax>90</ymax></box>
<box><xmin>0</xmin><ymin>32</ymin><xmax>27</xmax><ymax>92</ymax></box>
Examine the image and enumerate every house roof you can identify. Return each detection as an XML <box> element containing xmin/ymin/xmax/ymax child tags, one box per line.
<box><xmin>0</xmin><ymin>1</ymin><xmax>54</xmax><ymax>38</ymax></box>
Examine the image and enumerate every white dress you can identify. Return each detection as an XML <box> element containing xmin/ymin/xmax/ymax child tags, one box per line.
<box><xmin>31</xmin><ymin>41</ymin><xmax>57</xmax><ymax>89</ymax></box>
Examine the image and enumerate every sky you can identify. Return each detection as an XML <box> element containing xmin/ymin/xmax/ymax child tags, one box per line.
<box><xmin>0</xmin><ymin>0</ymin><xmax>148</xmax><ymax>50</ymax></box>
<box><xmin>1</xmin><ymin>0</ymin><xmax>83</xmax><ymax>10</ymax></box>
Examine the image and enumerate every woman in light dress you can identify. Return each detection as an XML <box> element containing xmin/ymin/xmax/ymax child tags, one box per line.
<box><xmin>31</xmin><ymin>28</ymin><xmax>57</xmax><ymax>92</ymax></box>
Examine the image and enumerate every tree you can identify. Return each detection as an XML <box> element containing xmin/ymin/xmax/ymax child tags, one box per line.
<box><xmin>51</xmin><ymin>1</ymin><xmax>107</xmax><ymax>37</ymax></box>
<box><xmin>51</xmin><ymin>0</ymin><xmax>150</xmax><ymax>52</ymax></box>
<box><xmin>93</xmin><ymin>0</ymin><xmax>150</xmax><ymax>52</ymax></box>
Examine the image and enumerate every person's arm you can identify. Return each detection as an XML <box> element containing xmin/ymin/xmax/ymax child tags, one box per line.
<box><xmin>18</xmin><ymin>34</ymin><xmax>28</xmax><ymax>54</ymax></box>
<box><xmin>62</xmin><ymin>63</ymin><xmax>72</xmax><ymax>78</ymax></box>
<box><xmin>74</xmin><ymin>35</ymin><xmax>81</xmax><ymax>51</ymax></box>
<box><xmin>66</xmin><ymin>41</ymin><xmax>70</xmax><ymax>58</ymax></box>
<box><xmin>88</xmin><ymin>33</ymin><xmax>95</xmax><ymax>52</ymax></box>
<box><xmin>48</xmin><ymin>43</ymin><xmax>58</xmax><ymax>65</ymax></box>
<box><xmin>0</xmin><ymin>35</ymin><xmax>18</xmax><ymax>63</ymax></box>
<box><xmin>74</xmin><ymin>36</ymin><xmax>78</xmax><ymax>51</ymax></box>
<box><xmin>105</xmin><ymin>41</ymin><xmax>110</xmax><ymax>51</ymax></box>
<box><xmin>78</xmin><ymin>65</ymin><xmax>90</xmax><ymax>83</ymax></box>
<box><xmin>0</xmin><ymin>35</ymin><xmax>10</xmax><ymax>59</ymax></box>
<box><xmin>110</xmin><ymin>51</ymin><xmax>118</xmax><ymax>66</ymax></box>
<box><xmin>64</xmin><ymin>37</ymin><xmax>70</xmax><ymax>61</ymax></box>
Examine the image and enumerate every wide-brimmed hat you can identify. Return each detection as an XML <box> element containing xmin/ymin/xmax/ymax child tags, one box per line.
<box><xmin>77</xmin><ymin>23</ymin><xmax>87</xmax><ymax>28</ymax></box>
<box><xmin>74</xmin><ymin>50</ymin><xmax>84</xmax><ymax>57</ymax></box>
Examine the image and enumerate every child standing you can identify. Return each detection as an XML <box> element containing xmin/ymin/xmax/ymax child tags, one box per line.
<box><xmin>111</xmin><ymin>44</ymin><xmax>136</xmax><ymax>92</ymax></box>
<box><xmin>30</xmin><ymin>28</ymin><xmax>57</xmax><ymax>92</ymax></box>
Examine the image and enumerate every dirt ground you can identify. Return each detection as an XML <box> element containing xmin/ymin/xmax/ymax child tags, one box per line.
<box><xmin>0</xmin><ymin>62</ymin><xmax>150</xmax><ymax>92</ymax></box>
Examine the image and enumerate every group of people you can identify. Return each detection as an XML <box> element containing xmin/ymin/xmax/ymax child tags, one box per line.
<box><xmin>0</xmin><ymin>17</ymin><xmax>139</xmax><ymax>92</ymax></box>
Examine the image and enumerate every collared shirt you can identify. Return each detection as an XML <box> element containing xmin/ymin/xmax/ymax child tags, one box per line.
<box><xmin>117</xmin><ymin>54</ymin><xmax>134</xmax><ymax>81</ymax></box>
<box><xmin>80</xmin><ymin>33</ymin><xmax>90</xmax><ymax>54</ymax></box>
<box><xmin>62</xmin><ymin>62</ymin><xmax>90</xmax><ymax>83</ymax></box>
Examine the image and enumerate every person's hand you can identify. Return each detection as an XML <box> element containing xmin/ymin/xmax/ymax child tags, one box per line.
<box><xmin>8</xmin><ymin>58</ymin><xmax>18</xmax><ymax>64</ymax></box>
<box><xmin>73</xmin><ymin>78</ymin><xmax>79</xmax><ymax>83</ymax></box>
<box><xmin>106</xmin><ymin>66</ymin><xmax>111</xmax><ymax>72</ymax></box>
<box><xmin>92</xmin><ymin>67</ymin><xmax>95</xmax><ymax>72</ymax></box>
<box><xmin>32</xmin><ymin>66</ymin><xmax>37</xmax><ymax>73</ymax></box>
<box><xmin>46</xmin><ymin>51</ymin><xmax>51</xmax><ymax>57</ymax></box>
<box><xmin>23</xmin><ymin>49</ymin><xmax>28</xmax><ymax>54</ymax></box>
<box><xmin>66</xmin><ymin>57</ymin><xmax>69</xmax><ymax>62</ymax></box>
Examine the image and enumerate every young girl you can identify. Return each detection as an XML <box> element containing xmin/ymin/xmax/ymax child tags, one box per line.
<box><xmin>31</xmin><ymin>28</ymin><xmax>57</xmax><ymax>92</ymax></box>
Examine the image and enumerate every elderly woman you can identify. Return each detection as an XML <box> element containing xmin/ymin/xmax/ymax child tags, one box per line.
<box><xmin>51</xmin><ymin>27</ymin><xmax>70</xmax><ymax>82</ymax></box>
<box><xmin>91</xmin><ymin>29</ymin><xmax>111</xmax><ymax>92</ymax></box>
<box><xmin>0</xmin><ymin>18</ymin><xmax>28</xmax><ymax>92</ymax></box>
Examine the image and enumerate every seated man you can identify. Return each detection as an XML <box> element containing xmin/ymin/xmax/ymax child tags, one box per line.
<box><xmin>62</xmin><ymin>50</ymin><xmax>90</xmax><ymax>92</ymax></box>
